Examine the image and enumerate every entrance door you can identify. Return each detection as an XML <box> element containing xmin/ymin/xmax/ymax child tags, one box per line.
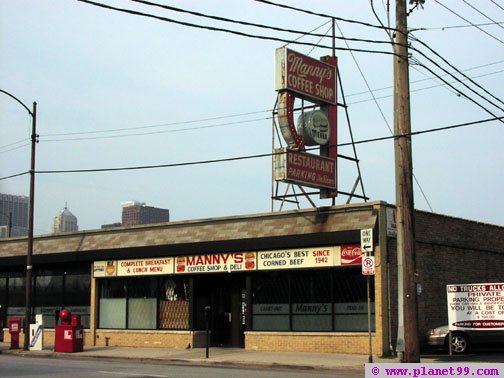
<box><xmin>195</xmin><ymin>274</ymin><xmax>245</xmax><ymax>347</ymax></box>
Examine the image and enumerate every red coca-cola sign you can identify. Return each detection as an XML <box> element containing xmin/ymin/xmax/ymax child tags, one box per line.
<box><xmin>341</xmin><ymin>245</ymin><xmax>362</xmax><ymax>265</ymax></box>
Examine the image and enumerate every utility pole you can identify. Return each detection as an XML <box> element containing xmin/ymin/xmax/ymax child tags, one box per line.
<box><xmin>24</xmin><ymin>101</ymin><xmax>37</xmax><ymax>351</ymax></box>
<box><xmin>394</xmin><ymin>0</ymin><xmax>420</xmax><ymax>363</ymax></box>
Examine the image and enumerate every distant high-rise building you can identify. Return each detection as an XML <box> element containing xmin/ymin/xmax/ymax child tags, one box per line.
<box><xmin>121</xmin><ymin>201</ymin><xmax>170</xmax><ymax>227</ymax></box>
<box><xmin>0</xmin><ymin>193</ymin><xmax>29</xmax><ymax>238</ymax></box>
<box><xmin>52</xmin><ymin>204</ymin><xmax>78</xmax><ymax>233</ymax></box>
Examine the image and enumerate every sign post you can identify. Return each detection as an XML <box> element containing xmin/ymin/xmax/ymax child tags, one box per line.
<box><xmin>361</xmin><ymin>229</ymin><xmax>375</xmax><ymax>363</ymax></box>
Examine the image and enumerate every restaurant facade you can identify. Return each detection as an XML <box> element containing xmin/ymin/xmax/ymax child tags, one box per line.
<box><xmin>1</xmin><ymin>201</ymin><xmax>503</xmax><ymax>355</ymax></box>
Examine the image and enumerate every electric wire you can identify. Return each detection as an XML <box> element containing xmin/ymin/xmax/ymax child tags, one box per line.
<box><xmin>42</xmin><ymin>117</ymin><xmax>270</xmax><ymax>142</ymax></box>
<box><xmin>408</xmin><ymin>33</ymin><xmax>504</xmax><ymax>110</ymax></box>
<box><xmin>0</xmin><ymin>138</ymin><xmax>30</xmax><ymax>150</ymax></box>
<box><xmin>433</xmin><ymin>0</ymin><xmax>504</xmax><ymax>45</ymax></box>
<box><xmin>409</xmin><ymin>56</ymin><xmax>504</xmax><ymax>123</ymax></box>
<box><xmin>42</xmin><ymin>109</ymin><xmax>272</xmax><ymax>137</ymax></box>
<box><xmin>346</xmin><ymin>60</ymin><xmax>504</xmax><ymax>99</ymax></box>
<box><xmin>2</xmin><ymin>116</ymin><xmax>500</xmax><ymax>180</ymax></box>
<box><xmin>349</xmin><ymin>68</ymin><xmax>504</xmax><ymax>106</ymax></box>
<box><xmin>77</xmin><ymin>0</ymin><xmax>397</xmax><ymax>57</ymax></box>
<box><xmin>253</xmin><ymin>0</ymin><xmax>504</xmax><ymax>119</ymax></box>
<box><xmin>410</xmin><ymin>21</ymin><xmax>504</xmax><ymax>32</ymax></box>
<box><xmin>0</xmin><ymin>171</ymin><xmax>29</xmax><ymax>181</ymax></box>
<box><xmin>461</xmin><ymin>0</ymin><xmax>504</xmax><ymax>31</ymax></box>
<box><xmin>12</xmin><ymin>62</ymin><xmax>501</xmax><ymax>145</ymax></box>
<box><xmin>254</xmin><ymin>0</ymin><xmax>397</xmax><ymax>33</ymax></box>
<box><xmin>127</xmin><ymin>0</ymin><xmax>395</xmax><ymax>48</ymax></box>
<box><xmin>336</xmin><ymin>18</ymin><xmax>432</xmax><ymax>211</ymax></box>
<box><xmin>491</xmin><ymin>0</ymin><xmax>504</xmax><ymax>12</ymax></box>
<box><xmin>0</xmin><ymin>143</ymin><xmax>30</xmax><ymax>155</ymax></box>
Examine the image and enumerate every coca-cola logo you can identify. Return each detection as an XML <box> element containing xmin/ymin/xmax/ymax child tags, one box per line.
<box><xmin>341</xmin><ymin>245</ymin><xmax>362</xmax><ymax>265</ymax></box>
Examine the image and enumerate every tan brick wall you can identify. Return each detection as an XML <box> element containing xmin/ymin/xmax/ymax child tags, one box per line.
<box><xmin>245</xmin><ymin>332</ymin><xmax>379</xmax><ymax>354</ymax></box>
<box><xmin>2</xmin><ymin>329</ymin><xmax>92</xmax><ymax>349</ymax></box>
<box><xmin>94</xmin><ymin>330</ymin><xmax>196</xmax><ymax>349</ymax></box>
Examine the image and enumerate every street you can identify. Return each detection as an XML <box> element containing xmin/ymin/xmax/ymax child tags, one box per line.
<box><xmin>0</xmin><ymin>355</ymin><xmax>362</xmax><ymax>378</ymax></box>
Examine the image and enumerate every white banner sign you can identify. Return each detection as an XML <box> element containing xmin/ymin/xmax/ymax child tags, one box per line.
<box><xmin>257</xmin><ymin>247</ymin><xmax>335</xmax><ymax>270</ymax></box>
<box><xmin>447</xmin><ymin>283</ymin><xmax>504</xmax><ymax>330</ymax></box>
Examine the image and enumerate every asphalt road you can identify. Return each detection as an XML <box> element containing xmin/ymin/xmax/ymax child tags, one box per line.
<box><xmin>0</xmin><ymin>355</ymin><xmax>362</xmax><ymax>378</ymax></box>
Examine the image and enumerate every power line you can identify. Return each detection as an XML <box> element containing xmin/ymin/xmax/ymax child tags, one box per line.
<box><xmin>0</xmin><ymin>138</ymin><xmax>29</xmax><ymax>150</ymax></box>
<box><xmin>0</xmin><ymin>143</ymin><xmax>30</xmax><ymax>155</ymax></box>
<box><xmin>408</xmin><ymin>33</ymin><xmax>504</xmax><ymax>111</ymax></box>
<box><xmin>2</xmin><ymin>116</ymin><xmax>499</xmax><ymax>180</ymax></box>
<box><xmin>433</xmin><ymin>0</ymin><xmax>504</xmax><ymax>45</ymax></box>
<box><xmin>491</xmin><ymin>0</ymin><xmax>504</xmax><ymax>13</ymax></box>
<box><xmin>254</xmin><ymin>0</ymin><xmax>397</xmax><ymax>33</ymax></box>
<box><xmin>42</xmin><ymin>109</ymin><xmax>272</xmax><ymax>137</ymax></box>
<box><xmin>42</xmin><ymin>117</ymin><xmax>270</xmax><ymax>142</ymax></box>
<box><xmin>252</xmin><ymin>0</ymin><xmax>504</xmax><ymax>117</ymax></box>
<box><xmin>409</xmin><ymin>56</ymin><xmax>504</xmax><ymax>122</ymax></box>
<box><xmin>349</xmin><ymin>68</ymin><xmax>504</xmax><ymax>105</ymax></box>
<box><xmin>461</xmin><ymin>0</ymin><xmax>504</xmax><ymax>31</ymax></box>
<box><xmin>0</xmin><ymin>171</ymin><xmax>29</xmax><ymax>181</ymax></box>
<box><xmin>77</xmin><ymin>0</ymin><xmax>397</xmax><ymax>57</ymax></box>
<box><xmin>347</xmin><ymin>63</ymin><xmax>504</xmax><ymax>100</ymax></box>
<box><xmin>127</xmin><ymin>0</ymin><xmax>394</xmax><ymax>47</ymax></box>
<box><xmin>410</xmin><ymin>21</ymin><xmax>504</xmax><ymax>32</ymax></box>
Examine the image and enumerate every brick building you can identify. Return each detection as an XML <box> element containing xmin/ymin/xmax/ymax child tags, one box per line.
<box><xmin>0</xmin><ymin>201</ymin><xmax>502</xmax><ymax>354</ymax></box>
<box><xmin>121</xmin><ymin>201</ymin><xmax>170</xmax><ymax>227</ymax></box>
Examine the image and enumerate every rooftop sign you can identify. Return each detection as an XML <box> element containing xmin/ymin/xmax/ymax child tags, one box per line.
<box><xmin>274</xmin><ymin>148</ymin><xmax>337</xmax><ymax>190</ymax></box>
<box><xmin>275</xmin><ymin>47</ymin><xmax>337</xmax><ymax>105</ymax></box>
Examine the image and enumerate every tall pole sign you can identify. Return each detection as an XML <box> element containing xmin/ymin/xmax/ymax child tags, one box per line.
<box><xmin>273</xmin><ymin>48</ymin><xmax>338</xmax><ymax>197</ymax></box>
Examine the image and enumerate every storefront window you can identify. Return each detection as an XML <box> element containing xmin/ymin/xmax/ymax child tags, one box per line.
<box><xmin>7</xmin><ymin>272</ymin><xmax>25</xmax><ymax>318</ymax></box>
<box><xmin>252</xmin><ymin>271</ymin><xmax>290</xmax><ymax>331</ymax></box>
<box><xmin>128</xmin><ymin>277</ymin><xmax>157</xmax><ymax>329</ymax></box>
<box><xmin>0</xmin><ymin>273</ymin><xmax>7</xmax><ymax>330</ymax></box>
<box><xmin>99</xmin><ymin>279</ymin><xmax>127</xmax><ymax>329</ymax></box>
<box><xmin>159</xmin><ymin>277</ymin><xmax>189</xmax><ymax>329</ymax></box>
<box><xmin>65</xmin><ymin>273</ymin><xmax>91</xmax><ymax>328</ymax></box>
<box><xmin>333</xmin><ymin>268</ymin><xmax>375</xmax><ymax>331</ymax></box>
<box><xmin>292</xmin><ymin>270</ymin><xmax>332</xmax><ymax>331</ymax></box>
<box><xmin>97</xmin><ymin>276</ymin><xmax>191</xmax><ymax>330</ymax></box>
<box><xmin>251</xmin><ymin>267</ymin><xmax>375</xmax><ymax>332</ymax></box>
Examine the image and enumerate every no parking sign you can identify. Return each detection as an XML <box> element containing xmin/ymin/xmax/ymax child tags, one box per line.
<box><xmin>362</xmin><ymin>256</ymin><xmax>375</xmax><ymax>276</ymax></box>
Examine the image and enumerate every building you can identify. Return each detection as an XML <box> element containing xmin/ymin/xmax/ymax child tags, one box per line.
<box><xmin>121</xmin><ymin>201</ymin><xmax>170</xmax><ymax>227</ymax></box>
<box><xmin>52</xmin><ymin>205</ymin><xmax>78</xmax><ymax>233</ymax></box>
<box><xmin>0</xmin><ymin>202</ymin><xmax>502</xmax><ymax>354</ymax></box>
<box><xmin>0</xmin><ymin>193</ymin><xmax>28</xmax><ymax>238</ymax></box>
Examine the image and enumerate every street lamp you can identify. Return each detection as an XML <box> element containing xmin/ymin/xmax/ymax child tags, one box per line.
<box><xmin>0</xmin><ymin>89</ymin><xmax>38</xmax><ymax>351</ymax></box>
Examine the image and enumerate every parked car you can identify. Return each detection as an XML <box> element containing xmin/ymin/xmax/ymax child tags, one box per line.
<box><xmin>426</xmin><ymin>324</ymin><xmax>504</xmax><ymax>353</ymax></box>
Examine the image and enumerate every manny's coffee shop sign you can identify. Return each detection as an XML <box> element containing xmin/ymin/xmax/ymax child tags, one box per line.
<box><xmin>93</xmin><ymin>245</ymin><xmax>364</xmax><ymax>278</ymax></box>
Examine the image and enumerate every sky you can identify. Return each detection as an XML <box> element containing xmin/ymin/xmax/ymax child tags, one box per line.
<box><xmin>1</xmin><ymin>0</ymin><xmax>503</xmax><ymax>235</ymax></box>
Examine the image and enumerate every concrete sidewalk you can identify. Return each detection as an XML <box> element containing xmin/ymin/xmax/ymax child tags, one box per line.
<box><xmin>1</xmin><ymin>343</ymin><xmax>502</xmax><ymax>371</ymax></box>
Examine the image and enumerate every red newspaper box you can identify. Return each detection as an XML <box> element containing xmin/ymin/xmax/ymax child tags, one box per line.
<box><xmin>54</xmin><ymin>310</ymin><xmax>83</xmax><ymax>353</ymax></box>
<box><xmin>8</xmin><ymin>317</ymin><xmax>21</xmax><ymax>349</ymax></box>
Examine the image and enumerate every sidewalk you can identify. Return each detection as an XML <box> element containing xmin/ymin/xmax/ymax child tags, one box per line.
<box><xmin>1</xmin><ymin>343</ymin><xmax>502</xmax><ymax>371</ymax></box>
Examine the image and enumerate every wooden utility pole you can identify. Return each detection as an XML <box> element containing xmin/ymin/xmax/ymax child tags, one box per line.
<box><xmin>394</xmin><ymin>0</ymin><xmax>420</xmax><ymax>362</ymax></box>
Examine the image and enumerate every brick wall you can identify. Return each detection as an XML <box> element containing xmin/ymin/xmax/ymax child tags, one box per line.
<box><xmin>245</xmin><ymin>332</ymin><xmax>379</xmax><ymax>354</ymax></box>
<box><xmin>388</xmin><ymin>210</ymin><xmax>504</xmax><ymax>350</ymax></box>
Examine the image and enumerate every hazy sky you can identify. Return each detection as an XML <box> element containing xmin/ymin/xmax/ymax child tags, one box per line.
<box><xmin>1</xmin><ymin>0</ymin><xmax>503</xmax><ymax>235</ymax></box>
